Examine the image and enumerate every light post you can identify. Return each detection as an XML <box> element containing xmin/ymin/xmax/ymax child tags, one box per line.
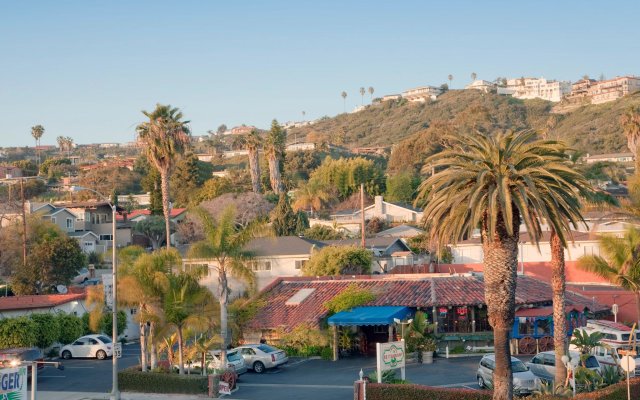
<box><xmin>25</xmin><ymin>360</ymin><xmax>65</xmax><ymax>400</ymax></box>
<box><xmin>393</xmin><ymin>318</ymin><xmax>413</xmax><ymax>340</ymax></box>
<box><xmin>70</xmin><ymin>186</ymin><xmax>119</xmax><ymax>400</ymax></box>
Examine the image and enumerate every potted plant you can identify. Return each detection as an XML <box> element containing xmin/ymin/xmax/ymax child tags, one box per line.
<box><xmin>421</xmin><ymin>338</ymin><xmax>437</xmax><ymax>364</ymax></box>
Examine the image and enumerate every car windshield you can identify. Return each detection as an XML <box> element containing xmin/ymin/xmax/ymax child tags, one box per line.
<box><xmin>257</xmin><ymin>344</ymin><xmax>278</xmax><ymax>353</ymax></box>
<box><xmin>97</xmin><ymin>336</ymin><xmax>112</xmax><ymax>344</ymax></box>
<box><xmin>512</xmin><ymin>360</ymin><xmax>528</xmax><ymax>373</ymax></box>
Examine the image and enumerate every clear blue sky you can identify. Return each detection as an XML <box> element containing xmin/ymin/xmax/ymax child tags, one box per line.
<box><xmin>1</xmin><ymin>0</ymin><xmax>639</xmax><ymax>147</ymax></box>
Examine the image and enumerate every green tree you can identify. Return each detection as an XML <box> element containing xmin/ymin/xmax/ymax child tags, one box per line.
<box><xmin>292</xmin><ymin>181</ymin><xmax>331</xmax><ymax>215</ymax></box>
<box><xmin>188</xmin><ymin>206</ymin><xmax>270</xmax><ymax>365</ymax></box>
<box><xmin>234</xmin><ymin>130</ymin><xmax>262</xmax><ymax>194</ymax></box>
<box><xmin>12</xmin><ymin>235</ymin><xmax>86</xmax><ymax>294</ymax></box>
<box><xmin>303</xmin><ymin>225</ymin><xmax>344</xmax><ymax>240</ymax></box>
<box><xmin>415</xmin><ymin>130</ymin><xmax>590</xmax><ymax>400</ymax></box>
<box><xmin>171</xmin><ymin>153</ymin><xmax>202</xmax><ymax>207</ymax></box>
<box><xmin>308</xmin><ymin>157</ymin><xmax>384</xmax><ymax>200</ymax></box>
<box><xmin>577</xmin><ymin>228</ymin><xmax>640</xmax><ymax>328</ymax></box>
<box><xmin>216</xmin><ymin>124</ymin><xmax>227</xmax><ymax>135</ymax></box>
<box><xmin>57</xmin><ymin>313</ymin><xmax>84</xmax><ymax>344</ymax></box>
<box><xmin>621</xmin><ymin>107</ymin><xmax>640</xmax><ymax>170</ymax></box>
<box><xmin>0</xmin><ymin>316</ymin><xmax>38</xmax><ymax>348</ymax></box>
<box><xmin>302</xmin><ymin>246</ymin><xmax>372</xmax><ymax>276</ymax></box>
<box><xmin>385</xmin><ymin>171</ymin><xmax>418</xmax><ymax>203</ymax></box>
<box><xmin>271</xmin><ymin>194</ymin><xmax>297</xmax><ymax>236</ymax></box>
<box><xmin>31</xmin><ymin>125</ymin><xmax>45</xmax><ymax>168</ymax></box>
<box><xmin>295</xmin><ymin>211</ymin><xmax>309</xmax><ymax>235</ymax></box>
<box><xmin>136</xmin><ymin>104</ymin><xmax>191</xmax><ymax>248</ymax></box>
<box><xmin>193</xmin><ymin>177</ymin><xmax>234</xmax><ymax>204</ymax></box>
<box><xmin>30</xmin><ymin>313</ymin><xmax>60</xmax><ymax>349</ymax></box>
<box><xmin>570</xmin><ymin>330</ymin><xmax>604</xmax><ymax>367</ymax></box>
<box><xmin>264</xmin><ymin>120</ymin><xmax>286</xmax><ymax>194</ymax></box>
<box><xmin>368</xmin><ymin>87</ymin><xmax>374</xmax><ymax>102</ymax></box>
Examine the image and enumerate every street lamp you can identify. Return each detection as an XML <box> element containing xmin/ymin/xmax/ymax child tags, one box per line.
<box><xmin>393</xmin><ymin>318</ymin><xmax>413</xmax><ymax>340</ymax></box>
<box><xmin>70</xmin><ymin>186</ymin><xmax>119</xmax><ymax>400</ymax></box>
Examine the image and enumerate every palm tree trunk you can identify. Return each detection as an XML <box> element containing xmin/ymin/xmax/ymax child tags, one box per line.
<box><xmin>160</xmin><ymin>169</ymin><xmax>171</xmax><ymax>248</ymax></box>
<box><xmin>635</xmin><ymin>291</ymin><xmax>640</xmax><ymax>328</ymax></box>
<box><xmin>268</xmin><ymin>155</ymin><xmax>282</xmax><ymax>195</ymax></box>
<box><xmin>177</xmin><ymin>326</ymin><xmax>184</xmax><ymax>375</ymax></box>
<box><xmin>139</xmin><ymin>321</ymin><xmax>148</xmax><ymax>372</ymax></box>
<box><xmin>248</xmin><ymin>148</ymin><xmax>261</xmax><ymax>193</ymax></box>
<box><xmin>482</xmin><ymin>210</ymin><xmax>519</xmax><ymax>400</ymax></box>
<box><xmin>149</xmin><ymin>321</ymin><xmax>158</xmax><ymax>370</ymax></box>
<box><xmin>550</xmin><ymin>230</ymin><xmax>568</xmax><ymax>386</ymax></box>
<box><xmin>219</xmin><ymin>268</ymin><xmax>229</xmax><ymax>366</ymax></box>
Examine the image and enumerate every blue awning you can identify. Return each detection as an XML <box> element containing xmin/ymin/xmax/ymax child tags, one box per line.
<box><xmin>328</xmin><ymin>306</ymin><xmax>413</xmax><ymax>326</ymax></box>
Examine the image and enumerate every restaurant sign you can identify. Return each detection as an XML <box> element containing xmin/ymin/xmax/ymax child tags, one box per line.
<box><xmin>0</xmin><ymin>366</ymin><xmax>27</xmax><ymax>400</ymax></box>
<box><xmin>376</xmin><ymin>340</ymin><xmax>406</xmax><ymax>383</ymax></box>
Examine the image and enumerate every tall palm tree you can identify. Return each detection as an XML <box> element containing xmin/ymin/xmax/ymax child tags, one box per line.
<box><xmin>359</xmin><ymin>87</ymin><xmax>365</xmax><ymax>105</ymax></box>
<box><xmin>368</xmin><ymin>87</ymin><xmax>374</xmax><ymax>102</ymax></box>
<box><xmin>621</xmin><ymin>107</ymin><xmax>640</xmax><ymax>169</ymax></box>
<box><xmin>118</xmin><ymin>247</ymin><xmax>174</xmax><ymax>371</ymax></box>
<box><xmin>292</xmin><ymin>181</ymin><xmax>331</xmax><ymax>216</ymax></box>
<box><xmin>136</xmin><ymin>104</ymin><xmax>191</xmax><ymax>248</ymax></box>
<box><xmin>471</xmin><ymin>72</ymin><xmax>477</xmax><ymax>82</ymax></box>
<box><xmin>448</xmin><ymin>74</ymin><xmax>453</xmax><ymax>89</ymax></box>
<box><xmin>188</xmin><ymin>206</ymin><xmax>271</xmax><ymax>365</ymax></box>
<box><xmin>163</xmin><ymin>272</ymin><xmax>216</xmax><ymax>374</ymax></box>
<box><xmin>56</xmin><ymin>136</ymin><xmax>65</xmax><ymax>155</ymax></box>
<box><xmin>264</xmin><ymin>120</ymin><xmax>285</xmax><ymax>194</ymax></box>
<box><xmin>65</xmin><ymin>136</ymin><xmax>74</xmax><ymax>158</ymax></box>
<box><xmin>415</xmin><ymin>131</ymin><xmax>589</xmax><ymax>400</ymax></box>
<box><xmin>341</xmin><ymin>91</ymin><xmax>347</xmax><ymax>112</ymax></box>
<box><xmin>31</xmin><ymin>125</ymin><xmax>44</xmax><ymax>168</ymax></box>
<box><xmin>237</xmin><ymin>130</ymin><xmax>262</xmax><ymax>194</ymax></box>
<box><xmin>577</xmin><ymin>228</ymin><xmax>640</xmax><ymax>327</ymax></box>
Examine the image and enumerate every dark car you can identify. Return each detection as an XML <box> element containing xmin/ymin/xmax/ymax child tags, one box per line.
<box><xmin>0</xmin><ymin>348</ymin><xmax>45</xmax><ymax>376</ymax></box>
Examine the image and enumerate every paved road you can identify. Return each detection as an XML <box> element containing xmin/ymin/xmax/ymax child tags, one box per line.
<box><xmin>37</xmin><ymin>348</ymin><xmax>528</xmax><ymax>400</ymax></box>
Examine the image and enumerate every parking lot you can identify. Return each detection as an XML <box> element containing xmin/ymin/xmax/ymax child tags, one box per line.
<box><xmin>36</xmin><ymin>343</ymin><xmax>507</xmax><ymax>400</ymax></box>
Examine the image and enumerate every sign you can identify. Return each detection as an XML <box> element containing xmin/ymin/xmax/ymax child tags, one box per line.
<box><xmin>0</xmin><ymin>367</ymin><xmax>27</xmax><ymax>400</ymax></box>
<box><xmin>101</xmin><ymin>274</ymin><xmax>113</xmax><ymax>308</ymax></box>
<box><xmin>376</xmin><ymin>341</ymin><xmax>406</xmax><ymax>383</ymax></box>
<box><xmin>218</xmin><ymin>381</ymin><xmax>231</xmax><ymax>395</ymax></box>
<box><xmin>620</xmin><ymin>356</ymin><xmax>636</xmax><ymax>373</ymax></box>
<box><xmin>114</xmin><ymin>342</ymin><xmax>122</xmax><ymax>359</ymax></box>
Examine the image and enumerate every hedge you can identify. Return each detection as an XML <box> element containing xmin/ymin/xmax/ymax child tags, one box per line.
<box><xmin>367</xmin><ymin>384</ymin><xmax>492</xmax><ymax>400</ymax></box>
<box><xmin>368</xmin><ymin>377</ymin><xmax>640</xmax><ymax>400</ymax></box>
<box><xmin>118</xmin><ymin>367</ymin><xmax>210</xmax><ymax>395</ymax></box>
<box><xmin>0</xmin><ymin>316</ymin><xmax>38</xmax><ymax>348</ymax></box>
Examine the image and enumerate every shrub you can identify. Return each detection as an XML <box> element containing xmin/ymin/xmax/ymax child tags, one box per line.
<box><xmin>276</xmin><ymin>323</ymin><xmax>329</xmax><ymax>357</ymax></box>
<box><xmin>30</xmin><ymin>314</ymin><xmax>60</xmax><ymax>349</ymax></box>
<box><xmin>323</xmin><ymin>283</ymin><xmax>376</xmax><ymax>314</ymax></box>
<box><xmin>57</xmin><ymin>313</ymin><xmax>84</xmax><ymax>344</ymax></box>
<box><xmin>320</xmin><ymin>347</ymin><xmax>333</xmax><ymax>360</ymax></box>
<box><xmin>367</xmin><ymin>383</ymin><xmax>491</xmax><ymax>400</ymax></box>
<box><xmin>0</xmin><ymin>316</ymin><xmax>38</xmax><ymax>348</ymax></box>
<box><xmin>119</xmin><ymin>367</ymin><xmax>209</xmax><ymax>394</ymax></box>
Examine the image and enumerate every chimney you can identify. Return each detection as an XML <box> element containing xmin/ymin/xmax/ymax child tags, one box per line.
<box><xmin>374</xmin><ymin>196</ymin><xmax>384</xmax><ymax>216</ymax></box>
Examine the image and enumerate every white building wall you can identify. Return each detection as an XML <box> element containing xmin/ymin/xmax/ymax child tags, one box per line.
<box><xmin>450</xmin><ymin>240</ymin><xmax>601</xmax><ymax>264</ymax></box>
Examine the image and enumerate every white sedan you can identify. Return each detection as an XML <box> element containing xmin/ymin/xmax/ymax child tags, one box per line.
<box><xmin>60</xmin><ymin>334</ymin><xmax>113</xmax><ymax>360</ymax></box>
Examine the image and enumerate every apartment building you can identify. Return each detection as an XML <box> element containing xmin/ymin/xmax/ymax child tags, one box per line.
<box><xmin>499</xmin><ymin>77</ymin><xmax>571</xmax><ymax>102</ymax></box>
<box><xmin>588</xmin><ymin>76</ymin><xmax>640</xmax><ymax>104</ymax></box>
<box><xmin>401</xmin><ymin>86</ymin><xmax>442</xmax><ymax>102</ymax></box>
<box><xmin>565</xmin><ymin>78</ymin><xmax>597</xmax><ymax>101</ymax></box>
<box><xmin>465</xmin><ymin>80</ymin><xmax>497</xmax><ymax>93</ymax></box>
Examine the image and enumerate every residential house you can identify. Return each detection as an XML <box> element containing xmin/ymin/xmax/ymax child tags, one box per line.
<box><xmin>286</xmin><ymin>142</ymin><xmax>316</xmax><ymax>152</ymax></box>
<box><xmin>0</xmin><ymin>293</ymin><xmax>87</xmax><ymax>319</ymax></box>
<box><xmin>223</xmin><ymin>150</ymin><xmax>249</xmax><ymax>158</ymax></box>
<box><xmin>323</xmin><ymin>237</ymin><xmax>416</xmax><ymax>272</ymax></box>
<box><xmin>226</xmin><ymin>126</ymin><xmax>256</xmax><ymax>136</ymax></box>
<box><xmin>380</xmin><ymin>94</ymin><xmax>401</xmax><ymax>102</ymax></box>
<box><xmin>375</xmin><ymin>224</ymin><xmax>425</xmax><ymax>238</ymax></box>
<box><xmin>0</xmin><ymin>165</ymin><xmax>23</xmax><ymax>179</ymax></box>
<box><xmin>565</xmin><ymin>78</ymin><xmax>596</xmax><ymax>101</ymax></box>
<box><xmin>352</xmin><ymin>146</ymin><xmax>390</xmax><ymax>156</ymax></box>
<box><xmin>330</xmin><ymin>196</ymin><xmax>424</xmax><ymax>224</ymax></box>
<box><xmin>588</xmin><ymin>76</ymin><xmax>640</xmax><ymax>104</ymax></box>
<box><xmin>120</xmin><ymin>208</ymin><xmax>186</xmax><ymax>248</ymax></box>
<box><xmin>584</xmin><ymin>152</ymin><xmax>634</xmax><ymax>164</ymax></box>
<box><xmin>465</xmin><ymin>80</ymin><xmax>497</xmax><ymax>93</ymax></box>
<box><xmin>401</xmin><ymin>86</ymin><xmax>442</xmax><ymax>102</ymax></box>
<box><xmin>499</xmin><ymin>77</ymin><xmax>571</xmax><ymax>102</ymax></box>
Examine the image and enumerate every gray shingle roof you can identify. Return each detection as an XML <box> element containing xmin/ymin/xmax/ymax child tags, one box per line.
<box><xmin>245</xmin><ymin>236</ymin><xmax>326</xmax><ymax>257</ymax></box>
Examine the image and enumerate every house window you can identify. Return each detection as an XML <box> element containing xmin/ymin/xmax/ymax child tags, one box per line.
<box><xmin>51</xmin><ymin>217</ymin><xmax>56</xmax><ymax>224</ymax></box>
<box><xmin>84</xmin><ymin>242</ymin><xmax>93</xmax><ymax>247</ymax></box>
<box><xmin>66</xmin><ymin>218</ymin><xmax>74</xmax><ymax>229</ymax></box>
<box><xmin>99</xmin><ymin>234</ymin><xmax>113</xmax><ymax>241</ymax></box>
<box><xmin>184</xmin><ymin>263</ymin><xmax>209</xmax><ymax>276</ymax></box>
<box><xmin>250</xmin><ymin>261</ymin><xmax>271</xmax><ymax>271</ymax></box>
<box><xmin>294</xmin><ymin>260</ymin><xmax>307</xmax><ymax>270</ymax></box>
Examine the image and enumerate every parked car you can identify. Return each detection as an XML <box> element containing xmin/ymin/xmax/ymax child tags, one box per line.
<box><xmin>0</xmin><ymin>347</ymin><xmax>44</xmax><ymax>376</ymax></box>
<box><xmin>60</xmin><ymin>334</ymin><xmax>113</xmax><ymax>360</ymax></box>
<box><xmin>477</xmin><ymin>354</ymin><xmax>540</xmax><ymax>395</ymax></box>
<box><xmin>234</xmin><ymin>344</ymin><xmax>288</xmax><ymax>373</ymax></box>
<box><xmin>177</xmin><ymin>349</ymin><xmax>248</xmax><ymax>375</ymax></box>
<box><xmin>72</xmin><ymin>267</ymin><xmax>90</xmax><ymax>284</ymax></box>
<box><xmin>526</xmin><ymin>351</ymin><xmax>601</xmax><ymax>383</ymax></box>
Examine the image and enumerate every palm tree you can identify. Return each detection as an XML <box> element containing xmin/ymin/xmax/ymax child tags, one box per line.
<box><xmin>341</xmin><ymin>91</ymin><xmax>347</xmax><ymax>112</ymax></box>
<box><xmin>577</xmin><ymin>228</ymin><xmax>640</xmax><ymax>328</ymax></box>
<box><xmin>188</xmin><ymin>206</ymin><xmax>271</xmax><ymax>365</ymax></box>
<box><xmin>264</xmin><ymin>120</ymin><xmax>285</xmax><ymax>194</ymax></box>
<box><xmin>163</xmin><ymin>272</ymin><xmax>216</xmax><ymax>374</ymax></box>
<box><xmin>31</xmin><ymin>125</ymin><xmax>44</xmax><ymax>168</ymax></box>
<box><xmin>415</xmin><ymin>130</ymin><xmax>590</xmax><ymax>400</ymax></box>
<box><xmin>570</xmin><ymin>330</ymin><xmax>604</xmax><ymax>367</ymax></box>
<box><xmin>118</xmin><ymin>248</ymin><xmax>174</xmax><ymax>371</ymax></box>
<box><xmin>368</xmin><ymin>87</ymin><xmax>374</xmax><ymax>102</ymax></box>
<box><xmin>620</xmin><ymin>107</ymin><xmax>640</xmax><ymax>169</ymax></box>
<box><xmin>234</xmin><ymin>130</ymin><xmax>262</xmax><ymax>193</ymax></box>
<box><xmin>448</xmin><ymin>74</ymin><xmax>453</xmax><ymax>89</ymax></box>
<box><xmin>471</xmin><ymin>72</ymin><xmax>477</xmax><ymax>82</ymax></box>
<box><xmin>56</xmin><ymin>136</ymin><xmax>65</xmax><ymax>155</ymax></box>
<box><xmin>64</xmin><ymin>136</ymin><xmax>74</xmax><ymax>157</ymax></box>
<box><xmin>359</xmin><ymin>87</ymin><xmax>365</xmax><ymax>105</ymax></box>
<box><xmin>136</xmin><ymin>104</ymin><xmax>191</xmax><ymax>248</ymax></box>
<box><xmin>292</xmin><ymin>181</ymin><xmax>331</xmax><ymax>216</ymax></box>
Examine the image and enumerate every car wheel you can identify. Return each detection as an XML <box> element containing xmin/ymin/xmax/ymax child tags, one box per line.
<box><xmin>477</xmin><ymin>376</ymin><xmax>485</xmax><ymax>389</ymax></box>
<box><xmin>96</xmin><ymin>350</ymin><xmax>107</xmax><ymax>360</ymax></box>
<box><xmin>62</xmin><ymin>350</ymin><xmax>72</xmax><ymax>360</ymax></box>
<box><xmin>253</xmin><ymin>361</ymin><xmax>265</xmax><ymax>374</ymax></box>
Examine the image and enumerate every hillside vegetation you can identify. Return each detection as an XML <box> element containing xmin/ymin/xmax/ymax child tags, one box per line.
<box><xmin>289</xmin><ymin>90</ymin><xmax>640</xmax><ymax>173</ymax></box>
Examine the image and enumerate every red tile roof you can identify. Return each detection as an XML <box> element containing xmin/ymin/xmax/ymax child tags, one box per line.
<box><xmin>248</xmin><ymin>274</ymin><xmax>609</xmax><ymax>331</ymax></box>
<box><xmin>0</xmin><ymin>293</ymin><xmax>86</xmax><ymax>312</ymax></box>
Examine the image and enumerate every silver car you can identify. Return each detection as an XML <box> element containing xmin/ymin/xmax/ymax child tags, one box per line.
<box><xmin>209</xmin><ymin>349</ymin><xmax>247</xmax><ymax>375</ymax></box>
<box><xmin>527</xmin><ymin>351</ymin><xmax>601</xmax><ymax>383</ymax></box>
<box><xmin>477</xmin><ymin>354</ymin><xmax>540</xmax><ymax>395</ymax></box>
<box><xmin>234</xmin><ymin>344</ymin><xmax>288</xmax><ymax>373</ymax></box>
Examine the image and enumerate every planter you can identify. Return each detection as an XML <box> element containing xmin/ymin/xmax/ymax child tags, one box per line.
<box><xmin>422</xmin><ymin>351</ymin><xmax>434</xmax><ymax>364</ymax></box>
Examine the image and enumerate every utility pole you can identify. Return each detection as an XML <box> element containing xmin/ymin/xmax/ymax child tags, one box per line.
<box><xmin>20</xmin><ymin>178</ymin><xmax>27</xmax><ymax>267</ymax></box>
<box><xmin>360</xmin><ymin>183</ymin><xmax>365</xmax><ymax>248</ymax></box>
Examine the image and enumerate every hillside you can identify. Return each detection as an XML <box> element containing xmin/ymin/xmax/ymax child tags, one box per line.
<box><xmin>289</xmin><ymin>90</ymin><xmax>640</xmax><ymax>173</ymax></box>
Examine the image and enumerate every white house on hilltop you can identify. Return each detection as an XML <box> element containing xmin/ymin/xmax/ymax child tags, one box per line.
<box><xmin>330</xmin><ymin>196</ymin><xmax>424</xmax><ymax>224</ymax></box>
<box><xmin>498</xmin><ymin>77</ymin><xmax>571</xmax><ymax>102</ymax></box>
